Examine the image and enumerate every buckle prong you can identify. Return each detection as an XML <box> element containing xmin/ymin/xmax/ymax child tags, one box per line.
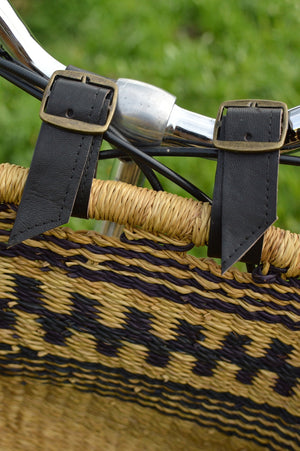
<box><xmin>40</xmin><ymin>70</ymin><xmax>118</xmax><ymax>134</ymax></box>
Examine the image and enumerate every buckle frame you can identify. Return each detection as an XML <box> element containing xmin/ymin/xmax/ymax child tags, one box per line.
<box><xmin>40</xmin><ymin>70</ymin><xmax>118</xmax><ymax>134</ymax></box>
<box><xmin>213</xmin><ymin>99</ymin><xmax>288</xmax><ymax>152</ymax></box>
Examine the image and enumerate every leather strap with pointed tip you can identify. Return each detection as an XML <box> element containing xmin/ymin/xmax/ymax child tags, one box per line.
<box><xmin>208</xmin><ymin>101</ymin><xmax>287</xmax><ymax>274</ymax></box>
<box><xmin>9</xmin><ymin>70</ymin><xmax>117</xmax><ymax>246</ymax></box>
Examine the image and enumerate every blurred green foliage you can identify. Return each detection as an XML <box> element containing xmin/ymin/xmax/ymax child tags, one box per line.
<box><xmin>1</xmin><ymin>0</ymin><xmax>300</xmax><ymax>234</ymax></box>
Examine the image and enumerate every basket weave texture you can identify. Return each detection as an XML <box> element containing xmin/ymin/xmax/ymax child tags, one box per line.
<box><xmin>0</xmin><ymin>163</ymin><xmax>299</xmax><ymax>451</ymax></box>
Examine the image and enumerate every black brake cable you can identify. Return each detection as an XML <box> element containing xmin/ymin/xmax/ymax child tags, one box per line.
<box><xmin>105</xmin><ymin>126</ymin><xmax>163</xmax><ymax>192</ymax></box>
<box><xmin>0</xmin><ymin>66</ymin><xmax>44</xmax><ymax>100</ymax></box>
<box><xmin>100</xmin><ymin>146</ymin><xmax>217</xmax><ymax>160</ymax></box>
<box><xmin>0</xmin><ymin>50</ymin><xmax>47</xmax><ymax>99</ymax></box>
<box><xmin>105</xmin><ymin>126</ymin><xmax>212</xmax><ymax>203</ymax></box>
<box><xmin>99</xmin><ymin>146</ymin><xmax>300</xmax><ymax>166</ymax></box>
<box><xmin>0</xmin><ymin>49</ymin><xmax>48</xmax><ymax>88</ymax></box>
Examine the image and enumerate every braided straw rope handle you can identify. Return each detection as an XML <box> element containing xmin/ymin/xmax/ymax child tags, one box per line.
<box><xmin>0</xmin><ymin>162</ymin><xmax>299</xmax><ymax>277</ymax></box>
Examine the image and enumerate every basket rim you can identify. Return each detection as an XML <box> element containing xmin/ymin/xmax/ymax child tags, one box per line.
<box><xmin>0</xmin><ymin>162</ymin><xmax>299</xmax><ymax>277</ymax></box>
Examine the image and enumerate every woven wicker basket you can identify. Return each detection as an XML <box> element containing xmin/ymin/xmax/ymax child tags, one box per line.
<box><xmin>0</xmin><ymin>163</ymin><xmax>299</xmax><ymax>451</ymax></box>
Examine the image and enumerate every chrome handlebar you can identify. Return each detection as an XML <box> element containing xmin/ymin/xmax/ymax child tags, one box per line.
<box><xmin>0</xmin><ymin>0</ymin><xmax>64</xmax><ymax>77</ymax></box>
<box><xmin>0</xmin><ymin>0</ymin><xmax>299</xmax><ymax>149</ymax></box>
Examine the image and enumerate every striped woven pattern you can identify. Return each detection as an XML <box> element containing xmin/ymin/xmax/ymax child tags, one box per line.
<box><xmin>0</xmin><ymin>194</ymin><xmax>300</xmax><ymax>450</ymax></box>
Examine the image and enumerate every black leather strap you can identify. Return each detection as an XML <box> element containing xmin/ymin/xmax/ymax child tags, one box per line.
<box><xmin>208</xmin><ymin>105</ymin><xmax>282</xmax><ymax>273</ymax></box>
<box><xmin>66</xmin><ymin>66</ymin><xmax>113</xmax><ymax>218</ymax></box>
<box><xmin>9</xmin><ymin>71</ymin><xmax>114</xmax><ymax>246</ymax></box>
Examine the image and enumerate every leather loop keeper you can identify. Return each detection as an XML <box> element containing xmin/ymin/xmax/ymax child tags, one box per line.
<box><xmin>9</xmin><ymin>69</ymin><xmax>116</xmax><ymax>246</ymax></box>
<box><xmin>208</xmin><ymin>102</ymin><xmax>286</xmax><ymax>274</ymax></box>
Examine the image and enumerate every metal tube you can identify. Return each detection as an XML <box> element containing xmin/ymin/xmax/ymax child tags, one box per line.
<box><xmin>0</xmin><ymin>0</ymin><xmax>64</xmax><ymax>76</ymax></box>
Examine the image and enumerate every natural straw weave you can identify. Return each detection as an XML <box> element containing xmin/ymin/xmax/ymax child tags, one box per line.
<box><xmin>0</xmin><ymin>163</ymin><xmax>299</xmax><ymax>451</ymax></box>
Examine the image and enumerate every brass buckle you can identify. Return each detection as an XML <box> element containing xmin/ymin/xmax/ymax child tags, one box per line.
<box><xmin>40</xmin><ymin>70</ymin><xmax>118</xmax><ymax>134</ymax></box>
<box><xmin>213</xmin><ymin>99</ymin><xmax>288</xmax><ymax>152</ymax></box>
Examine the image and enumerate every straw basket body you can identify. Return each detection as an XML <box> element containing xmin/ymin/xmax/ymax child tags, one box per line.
<box><xmin>0</xmin><ymin>164</ymin><xmax>299</xmax><ymax>451</ymax></box>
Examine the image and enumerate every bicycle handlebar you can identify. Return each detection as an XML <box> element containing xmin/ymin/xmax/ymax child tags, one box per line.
<box><xmin>0</xmin><ymin>0</ymin><xmax>299</xmax><ymax>150</ymax></box>
<box><xmin>0</xmin><ymin>0</ymin><xmax>63</xmax><ymax>77</ymax></box>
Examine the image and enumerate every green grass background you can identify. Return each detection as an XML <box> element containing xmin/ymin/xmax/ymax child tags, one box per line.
<box><xmin>1</xmin><ymin>0</ymin><xmax>300</xmax><ymax>234</ymax></box>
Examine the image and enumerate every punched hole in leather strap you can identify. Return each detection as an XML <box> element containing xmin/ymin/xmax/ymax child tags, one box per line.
<box><xmin>8</xmin><ymin>69</ymin><xmax>117</xmax><ymax>246</ymax></box>
<box><xmin>208</xmin><ymin>100</ymin><xmax>288</xmax><ymax>274</ymax></box>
